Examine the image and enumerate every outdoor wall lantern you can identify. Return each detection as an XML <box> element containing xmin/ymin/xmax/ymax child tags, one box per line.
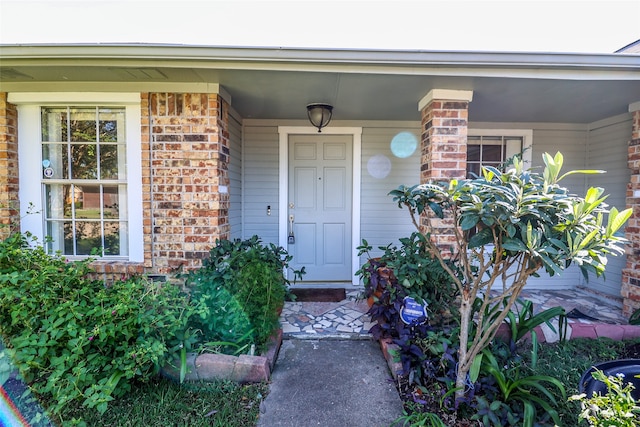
<box><xmin>306</xmin><ymin>103</ymin><xmax>333</xmax><ymax>132</ymax></box>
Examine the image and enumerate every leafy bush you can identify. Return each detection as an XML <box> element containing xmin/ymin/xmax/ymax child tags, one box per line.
<box><xmin>356</xmin><ymin>232</ymin><xmax>459</xmax><ymax>331</ymax></box>
<box><xmin>0</xmin><ymin>232</ymin><xmax>190</xmax><ymax>419</ymax></box>
<box><xmin>185</xmin><ymin>236</ymin><xmax>297</xmax><ymax>352</ymax></box>
<box><xmin>186</xmin><ymin>274</ymin><xmax>255</xmax><ymax>356</ymax></box>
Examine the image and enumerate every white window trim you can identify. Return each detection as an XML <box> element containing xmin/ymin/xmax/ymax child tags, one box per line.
<box><xmin>11</xmin><ymin>93</ymin><xmax>144</xmax><ymax>262</ymax></box>
<box><xmin>468</xmin><ymin>128</ymin><xmax>533</xmax><ymax>169</ymax></box>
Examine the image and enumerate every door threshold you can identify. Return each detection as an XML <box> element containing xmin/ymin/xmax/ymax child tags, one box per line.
<box><xmin>289</xmin><ymin>282</ymin><xmax>360</xmax><ymax>289</ymax></box>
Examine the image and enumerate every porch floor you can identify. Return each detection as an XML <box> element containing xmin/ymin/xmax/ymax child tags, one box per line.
<box><xmin>280</xmin><ymin>287</ymin><xmax>630</xmax><ymax>339</ymax></box>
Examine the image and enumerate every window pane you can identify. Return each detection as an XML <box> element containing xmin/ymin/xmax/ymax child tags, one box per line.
<box><xmin>467</xmin><ymin>163</ymin><xmax>481</xmax><ymax>178</ymax></box>
<box><xmin>70</xmin><ymin>144</ymin><xmax>98</xmax><ymax>179</ymax></box>
<box><xmin>100</xmin><ymin>144</ymin><xmax>119</xmax><ymax>179</ymax></box>
<box><xmin>45</xmin><ymin>221</ymin><xmax>75</xmax><ymax>256</ymax></box>
<box><xmin>69</xmin><ymin>109</ymin><xmax>98</xmax><ymax>142</ymax></box>
<box><xmin>104</xmin><ymin>222</ymin><xmax>127</xmax><ymax>256</ymax></box>
<box><xmin>42</xmin><ymin>144</ymin><xmax>67</xmax><ymax>179</ymax></box>
<box><xmin>75</xmin><ymin>221</ymin><xmax>101</xmax><ymax>256</ymax></box>
<box><xmin>99</xmin><ymin>120</ymin><xmax>118</xmax><ymax>142</ymax></box>
<box><xmin>75</xmin><ymin>185</ymin><xmax>101</xmax><ymax>219</ymax></box>
<box><xmin>467</xmin><ymin>144</ymin><xmax>481</xmax><ymax>162</ymax></box>
<box><xmin>117</xmin><ymin>185</ymin><xmax>128</xmax><ymax>217</ymax></box>
<box><xmin>41</xmin><ymin>108</ymin><xmax>68</xmax><ymax>142</ymax></box>
<box><xmin>103</xmin><ymin>186</ymin><xmax>120</xmax><ymax>218</ymax></box>
<box><xmin>44</xmin><ymin>184</ymin><xmax>73</xmax><ymax>219</ymax></box>
<box><xmin>483</xmin><ymin>145</ymin><xmax>502</xmax><ymax>162</ymax></box>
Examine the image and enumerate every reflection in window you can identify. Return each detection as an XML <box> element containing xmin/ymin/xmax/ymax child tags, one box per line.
<box><xmin>41</xmin><ymin>106</ymin><xmax>128</xmax><ymax>257</ymax></box>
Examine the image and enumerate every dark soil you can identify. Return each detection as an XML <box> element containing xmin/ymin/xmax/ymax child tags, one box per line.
<box><xmin>618</xmin><ymin>341</ymin><xmax>640</xmax><ymax>359</ymax></box>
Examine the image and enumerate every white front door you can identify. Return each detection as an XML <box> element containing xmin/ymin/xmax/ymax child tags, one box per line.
<box><xmin>288</xmin><ymin>134</ymin><xmax>353</xmax><ymax>282</ymax></box>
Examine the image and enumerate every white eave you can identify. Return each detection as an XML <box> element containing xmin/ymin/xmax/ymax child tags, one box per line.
<box><xmin>1</xmin><ymin>44</ymin><xmax>640</xmax><ymax>80</ymax></box>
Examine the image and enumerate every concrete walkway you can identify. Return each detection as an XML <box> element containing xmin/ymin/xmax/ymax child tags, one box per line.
<box><xmin>257</xmin><ymin>339</ymin><xmax>403</xmax><ymax>427</ymax></box>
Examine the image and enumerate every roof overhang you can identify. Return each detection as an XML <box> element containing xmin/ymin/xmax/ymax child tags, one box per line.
<box><xmin>1</xmin><ymin>44</ymin><xmax>639</xmax><ymax>123</ymax></box>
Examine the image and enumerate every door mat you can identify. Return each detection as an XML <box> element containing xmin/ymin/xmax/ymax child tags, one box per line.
<box><xmin>290</xmin><ymin>288</ymin><xmax>346</xmax><ymax>302</ymax></box>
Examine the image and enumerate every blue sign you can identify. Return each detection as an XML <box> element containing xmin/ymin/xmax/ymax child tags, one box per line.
<box><xmin>400</xmin><ymin>296</ymin><xmax>428</xmax><ymax>325</ymax></box>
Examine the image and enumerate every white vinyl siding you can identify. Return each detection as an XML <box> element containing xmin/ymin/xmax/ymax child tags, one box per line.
<box><xmin>584</xmin><ymin>115</ymin><xmax>632</xmax><ymax>298</ymax></box>
<box><xmin>242</xmin><ymin>125</ymin><xmax>280</xmax><ymax>245</ymax></box>
<box><xmin>359</xmin><ymin>126</ymin><xmax>419</xmax><ymax>259</ymax></box>
<box><xmin>228</xmin><ymin>111</ymin><xmax>243</xmax><ymax>241</ymax></box>
<box><xmin>242</xmin><ymin>119</ymin><xmax>628</xmax><ymax>294</ymax></box>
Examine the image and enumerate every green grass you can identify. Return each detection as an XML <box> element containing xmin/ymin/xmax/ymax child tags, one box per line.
<box><xmin>32</xmin><ymin>377</ymin><xmax>268</xmax><ymax>427</ymax></box>
<box><xmin>524</xmin><ymin>337</ymin><xmax>638</xmax><ymax>427</ymax></box>
<box><xmin>13</xmin><ymin>337</ymin><xmax>640</xmax><ymax>426</ymax></box>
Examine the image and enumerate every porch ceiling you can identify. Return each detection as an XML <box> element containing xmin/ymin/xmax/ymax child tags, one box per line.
<box><xmin>1</xmin><ymin>44</ymin><xmax>640</xmax><ymax>123</ymax></box>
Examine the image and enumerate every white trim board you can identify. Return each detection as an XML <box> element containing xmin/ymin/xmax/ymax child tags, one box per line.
<box><xmin>278</xmin><ymin>126</ymin><xmax>363</xmax><ymax>286</ymax></box>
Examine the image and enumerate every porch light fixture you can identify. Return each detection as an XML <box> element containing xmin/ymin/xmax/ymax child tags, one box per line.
<box><xmin>306</xmin><ymin>103</ymin><xmax>333</xmax><ymax>132</ymax></box>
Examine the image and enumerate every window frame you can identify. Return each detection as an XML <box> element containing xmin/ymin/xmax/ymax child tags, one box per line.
<box><xmin>467</xmin><ymin>128</ymin><xmax>533</xmax><ymax>172</ymax></box>
<box><xmin>12</xmin><ymin>93</ymin><xmax>144</xmax><ymax>262</ymax></box>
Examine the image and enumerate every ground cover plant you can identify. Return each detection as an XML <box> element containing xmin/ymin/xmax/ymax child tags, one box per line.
<box><xmin>0</xmin><ymin>233</ymin><xmax>292</xmax><ymax>425</ymax></box>
<box><xmin>392</xmin><ymin>337</ymin><xmax>640</xmax><ymax>426</ymax></box>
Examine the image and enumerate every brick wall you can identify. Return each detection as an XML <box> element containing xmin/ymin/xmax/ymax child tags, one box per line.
<box><xmin>142</xmin><ymin>92</ymin><xmax>230</xmax><ymax>275</ymax></box>
<box><xmin>419</xmin><ymin>98</ymin><xmax>469</xmax><ymax>251</ymax></box>
<box><xmin>622</xmin><ymin>108</ymin><xmax>640</xmax><ymax>316</ymax></box>
<box><xmin>0</xmin><ymin>93</ymin><xmax>19</xmax><ymax>240</ymax></box>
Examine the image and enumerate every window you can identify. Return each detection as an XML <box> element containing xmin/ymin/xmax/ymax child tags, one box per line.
<box><xmin>467</xmin><ymin>130</ymin><xmax>532</xmax><ymax>178</ymax></box>
<box><xmin>12</xmin><ymin>93</ymin><xmax>143</xmax><ymax>262</ymax></box>
<box><xmin>41</xmin><ymin>107</ymin><xmax>128</xmax><ymax>257</ymax></box>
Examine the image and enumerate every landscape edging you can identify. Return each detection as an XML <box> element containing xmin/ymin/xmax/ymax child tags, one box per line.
<box><xmin>161</xmin><ymin>329</ymin><xmax>283</xmax><ymax>383</ymax></box>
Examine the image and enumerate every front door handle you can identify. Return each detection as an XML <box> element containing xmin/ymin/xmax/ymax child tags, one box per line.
<box><xmin>288</xmin><ymin>215</ymin><xmax>295</xmax><ymax>244</ymax></box>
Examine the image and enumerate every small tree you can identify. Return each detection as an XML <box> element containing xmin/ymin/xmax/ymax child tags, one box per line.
<box><xmin>390</xmin><ymin>152</ymin><xmax>631</xmax><ymax>402</ymax></box>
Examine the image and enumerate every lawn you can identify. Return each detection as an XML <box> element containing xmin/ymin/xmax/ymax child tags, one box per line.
<box><xmin>9</xmin><ymin>376</ymin><xmax>268</xmax><ymax>427</ymax></box>
<box><xmin>7</xmin><ymin>337</ymin><xmax>640</xmax><ymax>426</ymax></box>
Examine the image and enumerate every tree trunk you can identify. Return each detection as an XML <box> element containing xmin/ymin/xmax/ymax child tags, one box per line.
<box><xmin>455</xmin><ymin>292</ymin><xmax>472</xmax><ymax>401</ymax></box>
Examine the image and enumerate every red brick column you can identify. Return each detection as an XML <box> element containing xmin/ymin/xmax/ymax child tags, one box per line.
<box><xmin>622</xmin><ymin>106</ymin><xmax>640</xmax><ymax>316</ymax></box>
<box><xmin>146</xmin><ymin>93</ymin><xmax>230</xmax><ymax>274</ymax></box>
<box><xmin>0</xmin><ymin>93</ymin><xmax>19</xmax><ymax>240</ymax></box>
<box><xmin>418</xmin><ymin>90</ymin><xmax>472</xmax><ymax>251</ymax></box>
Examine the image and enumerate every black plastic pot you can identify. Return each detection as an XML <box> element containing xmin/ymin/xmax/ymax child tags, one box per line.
<box><xmin>579</xmin><ymin>359</ymin><xmax>640</xmax><ymax>400</ymax></box>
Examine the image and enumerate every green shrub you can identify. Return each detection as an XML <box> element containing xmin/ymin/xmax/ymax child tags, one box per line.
<box><xmin>187</xmin><ymin>269</ymin><xmax>255</xmax><ymax>356</ymax></box>
<box><xmin>185</xmin><ymin>236</ymin><xmax>294</xmax><ymax>352</ymax></box>
<box><xmin>356</xmin><ymin>232</ymin><xmax>459</xmax><ymax>325</ymax></box>
<box><xmin>0</xmin><ymin>232</ymin><xmax>190</xmax><ymax>418</ymax></box>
